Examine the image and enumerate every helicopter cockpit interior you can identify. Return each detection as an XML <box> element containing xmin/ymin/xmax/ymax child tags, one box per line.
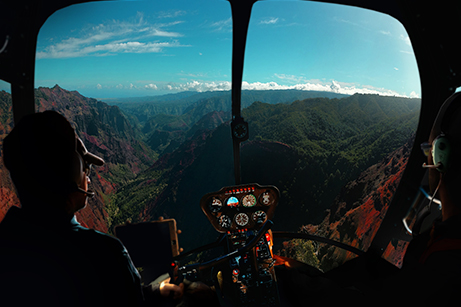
<box><xmin>1</xmin><ymin>0</ymin><xmax>461</xmax><ymax>306</ymax></box>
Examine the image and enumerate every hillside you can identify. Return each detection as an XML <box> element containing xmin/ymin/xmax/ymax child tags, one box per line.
<box><xmin>0</xmin><ymin>86</ymin><xmax>157</xmax><ymax>232</ymax></box>
<box><xmin>242</xmin><ymin>95</ymin><xmax>419</xmax><ymax>224</ymax></box>
<box><xmin>1</xmin><ymin>87</ymin><xmax>420</xmax><ymax>263</ymax></box>
<box><xmin>288</xmin><ymin>135</ymin><xmax>414</xmax><ymax>271</ymax></box>
<box><xmin>106</xmin><ymin>93</ymin><xmax>420</xmax><ymax>252</ymax></box>
<box><xmin>112</xmin><ymin>89</ymin><xmax>348</xmax><ymax>157</ymax></box>
<box><xmin>0</xmin><ymin>91</ymin><xmax>20</xmax><ymax>221</ymax></box>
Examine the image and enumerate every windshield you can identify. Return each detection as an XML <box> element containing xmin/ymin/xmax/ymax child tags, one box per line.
<box><xmin>243</xmin><ymin>1</ymin><xmax>420</xmax><ymax>271</ymax></box>
<box><xmin>0</xmin><ymin>0</ymin><xmax>420</xmax><ymax>273</ymax></box>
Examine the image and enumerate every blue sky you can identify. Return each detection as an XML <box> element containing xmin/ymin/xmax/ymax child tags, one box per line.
<box><xmin>29</xmin><ymin>0</ymin><xmax>420</xmax><ymax>99</ymax></box>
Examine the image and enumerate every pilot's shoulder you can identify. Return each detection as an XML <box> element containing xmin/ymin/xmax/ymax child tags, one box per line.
<box><xmin>73</xmin><ymin>225</ymin><xmax>127</xmax><ymax>253</ymax></box>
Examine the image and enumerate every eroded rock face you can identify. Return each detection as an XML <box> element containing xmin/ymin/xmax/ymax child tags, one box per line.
<box><xmin>1</xmin><ymin>86</ymin><xmax>155</xmax><ymax>233</ymax></box>
<box><xmin>300</xmin><ymin>137</ymin><xmax>413</xmax><ymax>270</ymax></box>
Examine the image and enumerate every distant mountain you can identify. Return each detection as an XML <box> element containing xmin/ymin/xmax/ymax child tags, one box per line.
<box><xmin>112</xmin><ymin>90</ymin><xmax>348</xmax><ymax>157</ymax></box>
<box><xmin>107</xmin><ymin>90</ymin><xmax>347</xmax><ymax>124</ymax></box>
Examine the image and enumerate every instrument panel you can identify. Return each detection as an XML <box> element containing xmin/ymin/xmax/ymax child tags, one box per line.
<box><xmin>200</xmin><ymin>184</ymin><xmax>279</xmax><ymax>233</ymax></box>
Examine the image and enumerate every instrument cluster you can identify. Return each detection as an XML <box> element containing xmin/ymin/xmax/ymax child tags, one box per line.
<box><xmin>200</xmin><ymin>184</ymin><xmax>279</xmax><ymax>233</ymax></box>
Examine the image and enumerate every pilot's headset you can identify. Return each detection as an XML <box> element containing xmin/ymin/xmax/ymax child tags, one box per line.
<box><xmin>404</xmin><ymin>92</ymin><xmax>461</xmax><ymax>235</ymax></box>
<box><xmin>427</xmin><ymin>134</ymin><xmax>451</xmax><ymax>173</ymax></box>
<box><xmin>423</xmin><ymin>92</ymin><xmax>461</xmax><ymax>174</ymax></box>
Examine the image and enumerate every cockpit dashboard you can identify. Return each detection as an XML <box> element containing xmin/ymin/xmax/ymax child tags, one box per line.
<box><xmin>201</xmin><ymin>184</ymin><xmax>279</xmax><ymax>233</ymax></box>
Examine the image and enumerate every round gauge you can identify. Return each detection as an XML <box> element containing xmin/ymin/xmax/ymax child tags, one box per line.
<box><xmin>233</xmin><ymin>122</ymin><xmax>248</xmax><ymax>139</ymax></box>
<box><xmin>219</xmin><ymin>215</ymin><xmax>232</xmax><ymax>229</ymax></box>
<box><xmin>253</xmin><ymin>210</ymin><xmax>267</xmax><ymax>224</ymax></box>
<box><xmin>260</xmin><ymin>192</ymin><xmax>272</xmax><ymax>206</ymax></box>
<box><xmin>209</xmin><ymin>197</ymin><xmax>222</xmax><ymax>213</ymax></box>
<box><xmin>242</xmin><ymin>194</ymin><xmax>256</xmax><ymax>207</ymax></box>
<box><xmin>235</xmin><ymin>213</ymin><xmax>249</xmax><ymax>227</ymax></box>
<box><xmin>227</xmin><ymin>196</ymin><xmax>239</xmax><ymax>207</ymax></box>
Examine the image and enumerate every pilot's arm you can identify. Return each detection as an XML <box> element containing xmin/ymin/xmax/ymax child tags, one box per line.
<box><xmin>143</xmin><ymin>276</ymin><xmax>184</xmax><ymax>302</ymax></box>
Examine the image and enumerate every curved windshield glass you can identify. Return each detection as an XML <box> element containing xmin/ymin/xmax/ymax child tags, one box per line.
<box><xmin>0</xmin><ymin>0</ymin><xmax>420</xmax><ymax>275</ymax></box>
<box><xmin>33</xmin><ymin>0</ymin><xmax>233</xmax><ymax>239</ymax></box>
<box><xmin>244</xmin><ymin>1</ymin><xmax>420</xmax><ymax>271</ymax></box>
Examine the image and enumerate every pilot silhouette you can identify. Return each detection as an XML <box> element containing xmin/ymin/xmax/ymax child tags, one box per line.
<box><xmin>275</xmin><ymin>93</ymin><xmax>461</xmax><ymax>307</ymax></box>
<box><xmin>0</xmin><ymin>111</ymin><xmax>183</xmax><ymax>306</ymax></box>
<box><xmin>358</xmin><ymin>92</ymin><xmax>461</xmax><ymax>306</ymax></box>
<box><xmin>397</xmin><ymin>91</ymin><xmax>461</xmax><ymax>305</ymax></box>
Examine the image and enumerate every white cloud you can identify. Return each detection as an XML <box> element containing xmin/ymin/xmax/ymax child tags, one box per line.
<box><xmin>210</xmin><ymin>18</ymin><xmax>232</xmax><ymax>32</ymax></box>
<box><xmin>158</xmin><ymin>10</ymin><xmax>187</xmax><ymax>19</ymax></box>
<box><xmin>156</xmin><ymin>79</ymin><xmax>418</xmax><ymax>98</ymax></box>
<box><xmin>144</xmin><ymin>83</ymin><xmax>158</xmax><ymax>90</ymax></box>
<box><xmin>96</xmin><ymin>84</ymin><xmax>102</xmax><ymax>90</ymax></box>
<box><xmin>166</xmin><ymin>80</ymin><xmax>232</xmax><ymax>92</ymax></box>
<box><xmin>260</xmin><ymin>17</ymin><xmax>279</xmax><ymax>25</ymax></box>
<box><xmin>37</xmin><ymin>14</ymin><xmax>186</xmax><ymax>59</ymax></box>
<box><xmin>400</xmin><ymin>34</ymin><xmax>412</xmax><ymax>46</ymax></box>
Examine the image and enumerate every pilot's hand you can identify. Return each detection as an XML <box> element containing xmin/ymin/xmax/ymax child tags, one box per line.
<box><xmin>159</xmin><ymin>277</ymin><xmax>184</xmax><ymax>300</ymax></box>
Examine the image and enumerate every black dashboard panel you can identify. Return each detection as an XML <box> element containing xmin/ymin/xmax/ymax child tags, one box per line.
<box><xmin>200</xmin><ymin>184</ymin><xmax>279</xmax><ymax>233</ymax></box>
<box><xmin>200</xmin><ymin>184</ymin><xmax>281</xmax><ymax>306</ymax></box>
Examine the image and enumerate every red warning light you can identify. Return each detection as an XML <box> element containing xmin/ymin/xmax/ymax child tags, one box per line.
<box><xmin>265</xmin><ymin>233</ymin><xmax>271</xmax><ymax>242</ymax></box>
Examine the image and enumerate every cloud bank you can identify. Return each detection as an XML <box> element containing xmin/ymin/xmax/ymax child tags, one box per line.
<box><xmin>106</xmin><ymin>79</ymin><xmax>419</xmax><ymax>98</ymax></box>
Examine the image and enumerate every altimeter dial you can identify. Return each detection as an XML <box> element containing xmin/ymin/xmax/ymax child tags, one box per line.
<box><xmin>242</xmin><ymin>194</ymin><xmax>256</xmax><ymax>207</ymax></box>
<box><xmin>235</xmin><ymin>213</ymin><xmax>249</xmax><ymax>227</ymax></box>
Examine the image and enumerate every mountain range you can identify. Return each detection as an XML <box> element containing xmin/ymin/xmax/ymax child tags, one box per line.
<box><xmin>0</xmin><ymin>85</ymin><xmax>419</xmax><ymax>267</ymax></box>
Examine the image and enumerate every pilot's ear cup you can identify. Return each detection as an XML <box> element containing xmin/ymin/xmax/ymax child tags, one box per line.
<box><xmin>70</xmin><ymin>151</ymin><xmax>84</xmax><ymax>186</ymax></box>
<box><xmin>432</xmin><ymin>136</ymin><xmax>451</xmax><ymax>173</ymax></box>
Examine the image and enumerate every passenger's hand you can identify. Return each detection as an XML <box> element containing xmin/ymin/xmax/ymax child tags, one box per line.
<box><xmin>159</xmin><ymin>277</ymin><xmax>184</xmax><ymax>300</ymax></box>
